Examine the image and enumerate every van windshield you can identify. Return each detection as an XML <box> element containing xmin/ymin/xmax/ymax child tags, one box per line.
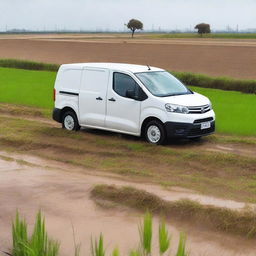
<box><xmin>135</xmin><ymin>71</ymin><xmax>191</xmax><ymax>97</ymax></box>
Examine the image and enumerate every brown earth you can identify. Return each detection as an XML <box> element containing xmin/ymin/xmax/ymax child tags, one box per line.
<box><xmin>1</xmin><ymin>153</ymin><xmax>256</xmax><ymax>256</ymax></box>
<box><xmin>0</xmin><ymin>108</ymin><xmax>256</xmax><ymax>255</ymax></box>
<box><xmin>1</xmin><ymin>34</ymin><xmax>256</xmax><ymax>79</ymax></box>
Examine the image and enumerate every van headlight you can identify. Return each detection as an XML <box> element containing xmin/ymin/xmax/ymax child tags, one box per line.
<box><xmin>165</xmin><ymin>103</ymin><xmax>189</xmax><ymax>114</ymax></box>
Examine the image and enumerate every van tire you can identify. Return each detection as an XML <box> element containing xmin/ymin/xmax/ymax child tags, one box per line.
<box><xmin>62</xmin><ymin>111</ymin><xmax>80</xmax><ymax>131</ymax></box>
<box><xmin>145</xmin><ymin>120</ymin><xmax>166</xmax><ymax>145</ymax></box>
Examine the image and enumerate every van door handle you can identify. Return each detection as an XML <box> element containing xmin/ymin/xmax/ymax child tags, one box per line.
<box><xmin>108</xmin><ymin>97</ymin><xmax>116</xmax><ymax>102</ymax></box>
<box><xmin>96</xmin><ymin>97</ymin><xmax>103</xmax><ymax>100</ymax></box>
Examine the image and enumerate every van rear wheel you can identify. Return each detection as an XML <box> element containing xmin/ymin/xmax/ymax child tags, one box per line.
<box><xmin>62</xmin><ymin>111</ymin><xmax>80</xmax><ymax>131</ymax></box>
<box><xmin>145</xmin><ymin>120</ymin><xmax>166</xmax><ymax>145</ymax></box>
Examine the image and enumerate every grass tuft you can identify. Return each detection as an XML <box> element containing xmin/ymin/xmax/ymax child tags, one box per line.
<box><xmin>175</xmin><ymin>233</ymin><xmax>187</xmax><ymax>256</ymax></box>
<box><xmin>91</xmin><ymin>233</ymin><xmax>105</xmax><ymax>256</ymax></box>
<box><xmin>112</xmin><ymin>248</ymin><xmax>120</xmax><ymax>256</ymax></box>
<box><xmin>159</xmin><ymin>220</ymin><xmax>170</xmax><ymax>255</ymax></box>
<box><xmin>12</xmin><ymin>211</ymin><xmax>59</xmax><ymax>256</ymax></box>
<box><xmin>8</xmin><ymin>210</ymin><xmax>188</xmax><ymax>256</ymax></box>
<box><xmin>139</xmin><ymin>212</ymin><xmax>152</xmax><ymax>255</ymax></box>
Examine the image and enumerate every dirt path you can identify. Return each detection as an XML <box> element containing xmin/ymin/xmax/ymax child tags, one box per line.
<box><xmin>1</xmin><ymin>35</ymin><xmax>256</xmax><ymax>79</ymax></box>
<box><xmin>1</xmin><ymin>152</ymin><xmax>256</xmax><ymax>256</ymax></box>
<box><xmin>4</xmin><ymin>112</ymin><xmax>256</xmax><ymax>159</ymax></box>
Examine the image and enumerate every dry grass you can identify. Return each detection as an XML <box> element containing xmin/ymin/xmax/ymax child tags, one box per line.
<box><xmin>0</xmin><ymin>103</ymin><xmax>51</xmax><ymax>118</ymax></box>
<box><xmin>91</xmin><ymin>185</ymin><xmax>256</xmax><ymax>238</ymax></box>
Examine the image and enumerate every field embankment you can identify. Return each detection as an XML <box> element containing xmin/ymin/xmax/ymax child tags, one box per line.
<box><xmin>91</xmin><ymin>185</ymin><xmax>256</xmax><ymax>237</ymax></box>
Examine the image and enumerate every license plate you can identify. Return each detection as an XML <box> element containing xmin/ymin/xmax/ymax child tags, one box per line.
<box><xmin>201</xmin><ymin>121</ymin><xmax>211</xmax><ymax>130</ymax></box>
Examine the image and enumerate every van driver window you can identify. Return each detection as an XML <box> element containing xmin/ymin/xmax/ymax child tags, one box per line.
<box><xmin>113</xmin><ymin>72</ymin><xmax>138</xmax><ymax>98</ymax></box>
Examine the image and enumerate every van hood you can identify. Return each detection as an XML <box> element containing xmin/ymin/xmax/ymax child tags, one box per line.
<box><xmin>159</xmin><ymin>92</ymin><xmax>210</xmax><ymax>107</ymax></box>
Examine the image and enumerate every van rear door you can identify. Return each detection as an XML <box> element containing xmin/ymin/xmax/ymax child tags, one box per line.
<box><xmin>79</xmin><ymin>68</ymin><xmax>109</xmax><ymax>127</ymax></box>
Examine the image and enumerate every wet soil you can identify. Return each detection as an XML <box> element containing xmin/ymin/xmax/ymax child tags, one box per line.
<box><xmin>0</xmin><ymin>152</ymin><xmax>256</xmax><ymax>256</ymax></box>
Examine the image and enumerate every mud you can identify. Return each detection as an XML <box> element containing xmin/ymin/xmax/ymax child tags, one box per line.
<box><xmin>0</xmin><ymin>152</ymin><xmax>256</xmax><ymax>256</ymax></box>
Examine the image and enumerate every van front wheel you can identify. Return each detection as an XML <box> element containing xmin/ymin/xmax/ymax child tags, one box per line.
<box><xmin>145</xmin><ymin>120</ymin><xmax>166</xmax><ymax>145</ymax></box>
<box><xmin>62</xmin><ymin>111</ymin><xmax>80</xmax><ymax>131</ymax></box>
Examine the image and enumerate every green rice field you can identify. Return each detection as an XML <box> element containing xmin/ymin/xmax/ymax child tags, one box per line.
<box><xmin>0</xmin><ymin>67</ymin><xmax>255</xmax><ymax>136</ymax></box>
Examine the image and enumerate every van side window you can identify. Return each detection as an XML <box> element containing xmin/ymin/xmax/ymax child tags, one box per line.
<box><xmin>113</xmin><ymin>72</ymin><xmax>138</xmax><ymax>98</ymax></box>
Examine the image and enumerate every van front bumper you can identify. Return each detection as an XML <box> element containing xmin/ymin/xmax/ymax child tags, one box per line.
<box><xmin>164</xmin><ymin>119</ymin><xmax>215</xmax><ymax>138</ymax></box>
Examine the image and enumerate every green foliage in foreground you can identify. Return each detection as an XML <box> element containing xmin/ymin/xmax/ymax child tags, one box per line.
<box><xmin>91</xmin><ymin>212</ymin><xmax>186</xmax><ymax>256</ymax></box>
<box><xmin>9</xmin><ymin>211</ymin><xmax>187</xmax><ymax>256</ymax></box>
<box><xmin>0</xmin><ymin>67</ymin><xmax>255</xmax><ymax>135</ymax></box>
<box><xmin>140</xmin><ymin>212</ymin><xmax>152</xmax><ymax>255</ymax></box>
<box><xmin>12</xmin><ymin>211</ymin><xmax>59</xmax><ymax>256</ymax></box>
<box><xmin>91</xmin><ymin>234</ymin><xmax>105</xmax><ymax>256</ymax></box>
<box><xmin>159</xmin><ymin>220</ymin><xmax>170</xmax><ymax>255</ymax></box>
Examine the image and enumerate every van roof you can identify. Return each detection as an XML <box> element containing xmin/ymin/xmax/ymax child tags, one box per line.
<box><xmin>60</xmin><ymin>62</ymin><xmax>164</xmax><ymax>73</ymax></box>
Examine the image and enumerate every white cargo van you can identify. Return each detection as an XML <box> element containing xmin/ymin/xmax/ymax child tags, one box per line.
<box><xmin>53</xmin><ymin>63</ymin><xmax>215</xmax><ymax>144</ymax></box>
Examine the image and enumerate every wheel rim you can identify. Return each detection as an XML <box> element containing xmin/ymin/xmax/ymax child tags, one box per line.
<box><xmin>147</xmin><ymin>125</ymin><xmax>161</xmax><ymax>143</ymax></box>
<box><xmin>64</xmin><ymin>115</ymin><xmax>75</xmax><ymax>130</ymax></box>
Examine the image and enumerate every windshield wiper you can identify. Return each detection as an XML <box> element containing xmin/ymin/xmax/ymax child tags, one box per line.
<box><xmin>160</xmin><ymin>92</ymin><xmax>191</xmax><ymax>97</ymax></box>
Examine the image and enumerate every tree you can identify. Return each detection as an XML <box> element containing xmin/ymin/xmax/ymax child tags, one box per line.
<box><xmin>194</xmin><ymin>23</ymin><xmax>211</xmax><ymax>36</ymax></box>
<box><xmin>127</xmin><ymin>19</ymin><xmax>143</xmax><ymax>38</ymax></box>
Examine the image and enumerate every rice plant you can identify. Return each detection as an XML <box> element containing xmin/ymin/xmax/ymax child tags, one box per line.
<box><xmin>112</xmin><ymin>247</ymin><xmax>120</xmax><ymax>256</ymax></box>
<box><xmin>129</xmin><ymin>250</ymin><xmax>142</xmax><ymax>256</ymax></box>
<box><xmin>139</xmin><ymin>212</ymin><xmax>152</xmax><ymax>255</ymax></box>
<box><xmin>91</xmin><ymin>233</ymin><xmax>105</xmax><ymax>256</ymax></box>
<box><xmin>175</xmin><ymin>233</ymin><xmax>187</xmax><ymax>256</ymax></box>
<box><xmin>11</xmin><ymin>211</ymin><xmax>59</xmax><ymax>256</ymax></box>
<box><xmin>158</xmin><ymin>220</ymin><xmax>170</xmax><ymax>255</ymax></box>
<box><xmin>12</xmin><ymin>212</ymin><xmax>28</xmax><ymax>256</ymax></box>
<box><xmin>9</xmin><ymin>211</ymin><xmax>187</xmax><ymax>256</ymax></box>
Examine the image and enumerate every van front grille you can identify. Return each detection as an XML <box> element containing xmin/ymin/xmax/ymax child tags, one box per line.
<box><xmin>194</xmin><ymin>117</ymin><xmax>214</xmax><ymax>124</ymax></box>
<box><xmin>188</xmin><ymin>104</ymin><xmax>211</xmax><ymax>114</ymax></box>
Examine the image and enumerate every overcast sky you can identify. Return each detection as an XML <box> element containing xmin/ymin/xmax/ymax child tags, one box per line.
<box><xmin>0</xmin><ymin>0</ymin><xmax>255</xmax><ymax>31</ymax></box>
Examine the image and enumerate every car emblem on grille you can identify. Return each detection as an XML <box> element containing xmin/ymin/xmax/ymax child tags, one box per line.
<box><xmin>201</xmin><ymin>107</ymin><xmax>205</xmax><ymax>113</ymax></box>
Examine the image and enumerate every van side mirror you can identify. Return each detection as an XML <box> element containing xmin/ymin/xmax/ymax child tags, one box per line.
<box><xmin>126</xmin><ymin>89</ymin><xmax>137</xmax><ymax>100</ymax></box>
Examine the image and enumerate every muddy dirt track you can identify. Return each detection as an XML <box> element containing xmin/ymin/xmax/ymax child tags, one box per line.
<box><xmin>1</xmin><ymin>152</ymin><xmax>256</xmax><ymax>256</ymax></box>
<box><xmin>1</xmin><ymin>34</ymin><xmax>256</xmax><ymax>79</ymax></box>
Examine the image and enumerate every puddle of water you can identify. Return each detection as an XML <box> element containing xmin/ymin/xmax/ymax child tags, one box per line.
<box><xmin>1</xmin><ymin>151</ymin><xmax>254</xmax><ymax>211</ymax></box>
<box><xmin>0</xmin><ymin>158</ymin><xmax>23</xmax><ymax>171</ymax></box>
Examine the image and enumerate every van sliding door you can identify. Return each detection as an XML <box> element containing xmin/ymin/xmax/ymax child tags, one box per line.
<box><xmin>79</xmin><ymin>68</ymin><xmax>109</xmax><ymax>127</ymax></box>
